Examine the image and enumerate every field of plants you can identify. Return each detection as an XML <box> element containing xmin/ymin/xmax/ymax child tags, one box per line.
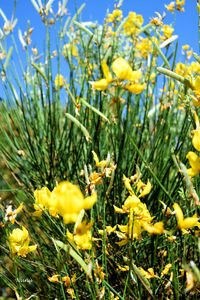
<box><xmin>0</xmin><ymin>0</ymin><xmax>200</xmax><ymax>299</ymax></box>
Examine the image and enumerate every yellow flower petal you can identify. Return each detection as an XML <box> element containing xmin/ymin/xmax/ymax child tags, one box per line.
<box><xmin>125</xmin><ymin>83</ymin><xmax>146</xmax><ymax>94</ymax></box>
<box><xmin>102</xmin><ymin>61</ymin><xmax>113</xmax><ymax>83</ymax></box>
<box><xmin>192</xmin><ymin>130</ymin><xmax>200</xmax><ymax>151</ymax></box>
<box><xmin>186</xmin><ymin>151</ymin><xmax>200</xmax><ymax>177</ymax></box>
<box><xmin>89</xmin><ymin>79</ymin><xmax>109</xmax><ymax>90</ymax></box>
<box><xmin>139</xmin><ymin>180</ymin><xmax>151</xmax><ymax>198</ymax></box>
<box><xmin>112</xmin><ymin>57</ymin><xmax>133</xmax><ymax>80</ymax></box>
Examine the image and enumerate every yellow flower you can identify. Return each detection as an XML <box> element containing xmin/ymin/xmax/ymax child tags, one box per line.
<box><xmin>182</xmin><ymin>44</ymin><xmax>189</xmax><ymax>50</ymax></box>
<box><xmin>49</xmin><ymin>181</ymin><xmax>97</xmax><ymax>224</ymax></box>
<box><xmin>161</xmin><ymin>24</ymin><xmax>174</xmax><ymax>39</ymax></box>
<box><xmin>107</xmin><ymin>9</ymin><xmax>122</xmax><ymax>23</ymax></box>
<box><xmin>73</xmin><ymin>220</ymin><xmax>93</xmax><ymax>250</ymax></box>
<box><xmin>89</xmin><ymin>78</ymin><xmax>109</xmax><ymax>90</ymax></box>
<box><xmin>176</xmin><ymin>0</ymin><xmax>185</xmax><ymax>5</ymax></box>
<box><xmin>161</xmin><ymin>263</ymin><xmax>172</xmax><ymax>278</ymax></box>
<box><xmin>186</xmin><ymin>151</ymin><xmax>200</xmax><ymax>177</ymax></box>
<box><xmin>9</xmin><ymin>226</ymin><xmax>37</xmax><ymax>257</ymax></box>
<box><xmin>143</xmin><ymin>221</ymin><xmax>164</xmax><ymax>234</ymax></box>
<box><xmin>138</xmin><ymin>267</ymin><xmax>159</xmax><ymax>279</ymax></box>
<box><xmin>136</xmin><ymin>38</ymin><xmax>152</xmax><ymax>59</ymax></box>
<box><xmin>92</xmin><ymin>150</ymin><xmax>107</xmax><ymax>168</ymax></box>
<box><xmin>175</xmin><ymin>62</ymin><xmax>189</xmax><ymax>78</ymax></box>
<box><xmin>138</xmin><ymin>180</ymin><xmax>152</xmax><ymax>197</ymax></box>
<box><xmin>123</xmin><ymin>12</ymin><xmax>143</xmax><ymax>36</ymax></box>
<box><xmin>112</xmin><ymin>57</ymin><xmax>135</xmax><ymax>81</ymax></box>
<box><xmin>191</xmin><ymin>110</ymin><xmax>200</xmax><ymax>151</ymax></box>
<box><xmin>89</xmin><ymin>61</ymin><xmax>112</xmax><ymax>91</ymax></box>
<box><xmin>98</xmin><ymin>225</ymin><xmax>117</xmax><ymax>235</ymax></box>
<box><xmin>33</xmin><ymin>186</ymin><xmax>51</xmax><ymax>217</ymax></box>
<box><xmin>165</xmin><ymin>2</ymin><xmax>175</xmax><ymax>13</ymax></box>
<box><xmin>173</xmin><ymin>203</ymin><xmax>200</xmax><ymax>231</ymax></box>
<box><xmin>55</xmin><ymin>74</ymin><xmax>65</xmax><ymax>88</ymax></box>
<box><xmin>125</xmin><ymin>83</ymin><xmax>146</xmax><ymax>94</ymax></box>
<box><xmin>48</xmin><ymin>274</ymin><xmax>60</xmax><ymax>283</ymax></box>
<box><xmin>102</xmin><ymin>61</ymin><xmax>113</xmax><ymax>84</ymax></box>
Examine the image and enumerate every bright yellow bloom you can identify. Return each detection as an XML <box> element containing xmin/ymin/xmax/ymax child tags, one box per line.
<box><xmin>161</xmin><ymin>24</ymin><xmax>174</xmax><ymax>39</ymax></box>
<box><xmin>115</xmin><ymin>174</ymin><xmax>163</xmax><ymax>244</ymax></box>
<box><xmin>99</xmin><ymin>225</ymin><xmax>117</xmax><ymax>235</ymax></box>
<box><xmin>176</xmin><ymin>0</ymin><xmax>185</xmax><ymax>5</ymax></box>
<box><xmin>66</xmin><ymin>220</ymin><xmax>93</xmax><ymax>250</ymax></box>
<box><xmin>161</xmin><ymin>263</ymin><xmax>172</xmax><ymax>278</ymax></box>
<box><xmin>9</xmin><ymin>226</ymin><xmax>37</xmax><ymax>257</ymax></box>
<box><xmin>182</xmin><ymin>44</ymin><xmax>189</xmax><ymax>50</ymax></box>
<box><xmin>107</xmin><ymin>9</ymin><xmax>122</xmax><ymax>23</ymax></box>
<box><xmin>112</xmin><ymin>57</ymin><xmax>138</xmax><ymax>81</ymax></box>
<box><xmin>89</xmin><ymin>61</ymin><xmax>113</xmax><ymax>91</ymax></box>
<box><xmin>173</xmin><ymin>203</ymin><xmax>200</xmax><ymax>231</ymax></box>
<box><xmin>89</xmin><ymin>78</ymin><xmax>109</xmax><ymax>90</ymax></box>
<box><xmin>123</xmin><ymin>12</ymin><xmax>143</xmax><ymax>36</ymax></box>
<box><xmin>191</xmin><ymin>110</ymin><xmax>200</xmax><ymax>151</ymax></box>
<box><xmin>136</xmin><ymin>38</ymin><xmax>152</xmax><ymax>59</ymax></box>
<box><xmin>125</xmin><ymin>83</ymin><xmax>146</xmax><ymax>94</ymax></box>
<box><xmin>190</xmin><ymin>62</ymin><xmax>200</xmax><ymax>74</ymax></box>
<box><xmin>138</xmin><ymin>180</ymin><xmax>152</xmax><ymax>197</ymax></box>
<box><xmin>175</xmin><ymin>62</ymin><xmax>189</xmax><ymax>78</ymax></box>
<box><xmin>92</xmin><ymin>150</ymin><xmax>107</xmax><ymax>168</ymax></box>
<box><xmin>165</xmin><ymin>2</ymin><xmax>175</xmax><ymax>13</ymax></box>
<box><xmin>138</xmin><ymin>267</ymin><xmax>159</xmax><ymax>279</ymax></box>
<box><xmin>33</xmin><ymin>186</ymin><xmax>52</xmax><ymax>217</ymax></box>
<box><xmin>143</xmin><ymin>221</ymin><xmax>164</xmax><ymax>234</ymax></box>
<box><xmin>186</xmin><ymin>151</ymin><xmax>200</xmax><ymax>177</ymax></box>
<box><xmin>102</xmin><ymin>61</ymin><xmax>113</xmax><ymax>84</ymax></box>
<box><xmin>48</xmin><ymin>274</ymin><xmax>60</xmax><ymax>283</ymax></box>
<box><xmin>55</xmin><ymin>74</ymin><xmax>64</xmax><ymax>88</ymax></box>
<box><xmin>49</xmin><ymin>181</ymin><xmax>97</xmax><ymax>224</ymax></box>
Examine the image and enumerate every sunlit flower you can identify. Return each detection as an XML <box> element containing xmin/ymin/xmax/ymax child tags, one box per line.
<box><xmin>123</xmin><ymin>12</ymin><xmax>143</xmax><ymax>36</ymax></box>
<box><xmin>161</xmin><ymin>263</ymin><xmax>172</xmax><ymax>278</ymax></box>
<box><xmin>107</xmin><ymin>9</ymin><xmax>122</xmax><ymax>23</ymax></box>
<box><xmin>55</xmin><ymin>74</ymin><xmax>65</xmax><ymax>88</ymax></box>
<box><xmin>9</xmin><ymin>226</ymin><xmax>37</xmax><ymax>257</ymax></box>
<box><xmin>161</xmin><ymin>24</ymin><xmax>174</xmax><ymax>39</ymax></box>
<box><xmin>49</xmin><ymin>181</ymin><xmax>97</xmax><ymax>224</ymax></box>
<box><xmin>98</xmin><ymin>225</ymin><xmax>117</xmax><ymax>235</ymax></box>
<box><xmin>125</xmin><ymin>83</ymin><xmax>146</xmax><ymax>94</ymax></box>
<box><xmin>175</xmin><ymin>62</ymin><xmax>189</xmax><ymax>78</ymax></box>
<box><xmin>173</xmin><ymin>203</ymin><xmax>200</xmax><ymax>231</ymax></box>
<box><xmin>191</xmin><ymin>110</ymin><xmax>200</xmax><ymax>151</ymax></box>
<box><xmin>33</xmin><ymin>186</ymin><xmax>52</xmax><ymax>217</ymax></box>
<box><xmin>48</xmin><ymin>274</ymin><xmax>60</xmax><ymax>283</ymax></box>
<box><xmin>138</xmin><ymin>267</ymin><xmax>159</xmax><ymax>279</ymax></box>
<box><xmin>92</xmin><ymin>151</ymin><xmax>107</xmax><ymax>168</ymax></box>
<box><xmin>143</xmin><ymin>221</ymin><xmax>164</xmax><ymax>234</ymax></box>
<box><xmin>112</xmin><ymin>57</ymin><xmax>140</xmax><ymax>81</ymax></box>
<box><xmin>186</xmin><ymin>151</ymin><xmax>200</xmax><ymax>177</ymax></box>
<box><xmin>89</xmin><ymin>61</ymin><xmax>113</xmax><ymax>90</ymax></box>
<box><xmin>66</xmin><ymin>220</ymin><xmax>93</xmax><ymax>250</ymax></box>
<box><xmin>165</xmin><ymin>2</ymin><xmax>175</xmax><ymax>13</ymax></box>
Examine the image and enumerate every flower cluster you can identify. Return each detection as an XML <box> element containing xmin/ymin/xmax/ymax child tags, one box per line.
<box><xmin>114</xmin><ymin>174</ymin><xmax>164</xmax><ymax>245</ymax></box>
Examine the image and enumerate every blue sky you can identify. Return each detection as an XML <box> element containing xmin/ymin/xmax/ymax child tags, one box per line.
<box><xmin>0</xmin><ymin>0</ymin><xmax>198</xmax><ymax>71</ymax></box>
